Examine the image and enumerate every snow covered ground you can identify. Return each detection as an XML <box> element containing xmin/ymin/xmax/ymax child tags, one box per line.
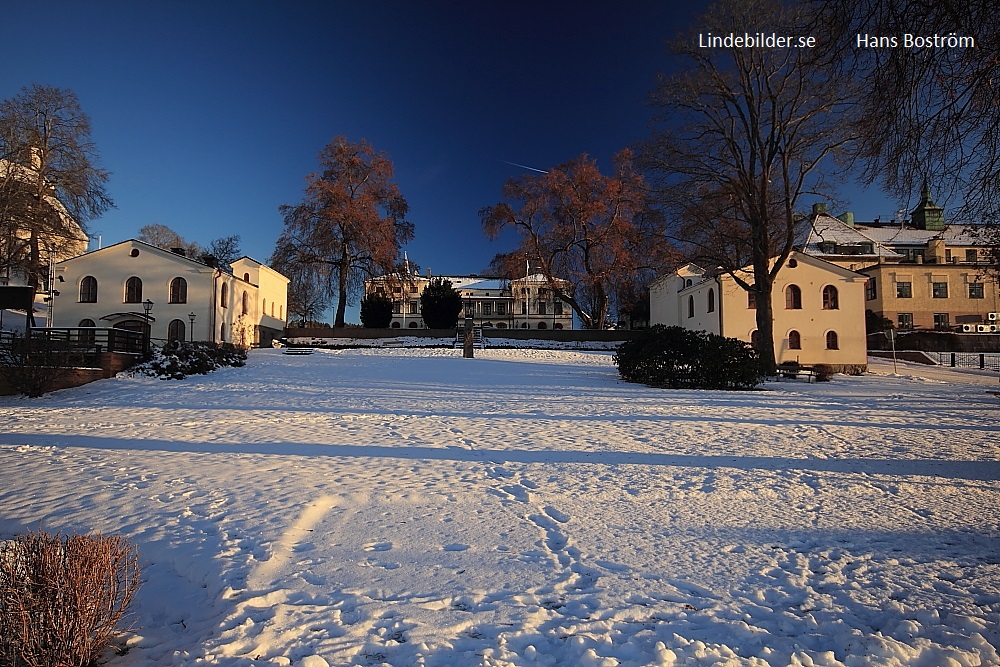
<box><xmin>1</xmin><ymin>348</ymin><xmax>997</xmax><ymax>667</ymax></box>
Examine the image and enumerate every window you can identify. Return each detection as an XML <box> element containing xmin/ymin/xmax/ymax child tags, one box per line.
<box><xmin>243</xmin><ymin>272</ymin><xmax>250</xmax><ymax>282</ymax></box>
<box><xmin>537</xmin><ymin>321</ymin><xmax>548</xmax><ymax>329</ymax></box>
<box><xmin>279</xmin><ymin>305</ymin><xmax>284</xmax><ymax>319</ymax></box>
<box><xmin>124</xmin><ymin>277</ymin><xmax>142</xmax><ymax>303</ymax></box>
<box><xmin>896</xmin><ymin>282</ymin><xmax>912</xmax><ymax>298</ymax></box>
<box><xmin>262</xmin><ymin>298</ymin><xmax>267</xmax><ymax>314</ymax></box>
<box><xmin>933</xmin><ymin>313</ymin><xmax>950</xmax><ymax>330</ymax></box>
<box><xmin>897</xmin><ymin>313</ymin><xmax>913</xmax><ymax>329</ymax></box>
<box><xmin>750</xmin><ymin>329</ymin><xmax>760</xmax><ymax>350</ymax></box>
<box><xmin>169</xmin><ymin>277</ymin><xmax>187</xmax><ymax>304</ymax></box>
<box><xmin>392</xmin><ymin>301</ymin><xmax>402</xmax><ymax>314</ymax></box>
<box><xmin>787</xmin><ymin>258</ymin><xmax>798</xmax><ymax>268</ymax></box>
<box><xmin>865</xmin><ymin>279</ymin><xmax>877</xmax><ymax>300</ymax></box>
<box><xmin>520</xmin><ymin>302</ymin><xmax>527</xmax><ymax>315</ymax></box>
<box><xmin>553</xmin><ymin>301</ymin><xmax>563</xmax><ymax>315</ymax></box>
<box><xmin>932</xmin><ymin>282</ymin><xmax>948</xmax><ymax>298</ymax></box>
<box><xmin>785</xmin><ymin>285</ymin><xmax>802</xmax><ymax>309</ymax></box>
<box><xmin>220</xmin><ymin>324</ymin><xmax>225</xmax><ymax>341</ymax></box>
<box><xmin>826</xmin><ymin>331</ymin><xmax>839</xmax><ymax>350</ymax></box>
<box><xmin>79</xmin><ymin>276</ymin><xmax>98</xmax><ymax>303</ymax></box>
<box><xmin>407</xmin><ymin>301</ymin><xmax>418</xmax><ymax>314</ymax></box>
<box><xmin>788</xmin><ymin>330</ymin><xmax>801</xmax><ymax>349</ymax></box>
<box><xmin>220</xmin><ymin>283</ymin><xmax>228</xmax><ymax>308</ymax></box>
<box><xmin>495</xmin><ymin>302</ymin><xmax>507</xmax><ymax>316</ymax></box>
<box><xmin>747</xmin><ymin>289</ymin><xmax>757</xmax><ymax>309</ymax></box>
<box><xmin>167</xmin><ymin>319</ymin><xmax>186</xmax><ymax>342</ymax></box>
<box><xmin>481</xmin><ymin>302</ymin><xmax>493</xmax><ymax>317</ymax></box>
<box><xmin>688</xmin><ymin>295</ymin><xmax>695</xmax><ymax>318</ymax></box>
<box><xmin>966</xmin><ymin>249</ymin><xmax>978</xmax><ymax>263</ymax></box>
<box><xmin>822</xmin><ymin>285</ymin><xmax>839</xmax><ymax>310</ymax></box>
<box><xmin>538</xmin><ymin>301</ymin><xmax>547</xmax><ymax>315</ymax></box>
<box><xmin>969</xmin><ymin>283</ymin><xmax>984</xmax><ymax>299</ymax></box>
<box><xmin>707</xmin><ymin>288</ymin><xmax>715</xmax><ymax>313</ymax></box>
<box><xmin>242</xmin><ymin>291</ymin><xmax>249</xmax><ymax>315</ymax></box>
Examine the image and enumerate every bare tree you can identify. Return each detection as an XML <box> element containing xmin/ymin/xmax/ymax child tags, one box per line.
<box><xmin>814</xmin><ymin>0</ymin><xmax>999</xmax><ymax>227</ymax></box>
<box><xmin>481</xmin><ymin>150</ymin><xmax>668</xmax><ymax>330</ymax></box>
<box><xmin>137</xmin><ymin>223</ymin><xmax>202</xmax><ymax>258</ymax></box>
<box><xmin>206</xmin><ymin>234</ymin><xmax>242</xmax><ymax>267</ymax></box>
<box><xmin>271</xmin><ymin>137</ymin><xmax>413</xmax><ymax>328</ymax></box>
<box><xmin>639</xmin><ymin>0</ymin><xmax>853</xmax><ymax>372</ymax></box>
<box><xmin>0</xmin><ymin>85</ymin><xmax>112</xmax><ymax>288</ymax></box>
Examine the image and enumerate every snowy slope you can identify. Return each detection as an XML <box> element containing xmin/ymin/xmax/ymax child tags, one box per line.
<box><xmin>0</xmin><ymin>349</ymin><xmax>997</xmax><ymax>667</ymax></box>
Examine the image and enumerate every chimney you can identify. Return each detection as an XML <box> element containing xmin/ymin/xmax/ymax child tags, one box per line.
<box><xmin>812</xmin><ymin>203</ymin><xmax>828</xmax><ymax>216</ymax></box>
<box><xmin>426</xmin><ymin>268</ymin><xmax>431</xmax><ymax>278</ymax></box>
<box><xmin>837</xmin><ymin>212</ymin><xmax>855</xmax><ymax>227</ymax></box>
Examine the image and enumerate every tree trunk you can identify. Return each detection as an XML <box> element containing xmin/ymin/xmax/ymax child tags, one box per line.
<box><xmin>754</xmin><ymin>276</ymin><xmax>777</xmax><ymax>375</ymax></box>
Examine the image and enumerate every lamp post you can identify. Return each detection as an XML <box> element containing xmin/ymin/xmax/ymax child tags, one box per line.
<box><xmin>188</xmin><ymin>312</ymin><xmax>197</xmax><ymax>342</ymax></box>
<box><xmin>142</xmin><ymin>299</ymin><xmax>154</xmax><ymax>356</ymax></box>
<box><xmin>463</xmin><ymin>294</ymin><xmax>474</xmax><ymax>359</ymax></box>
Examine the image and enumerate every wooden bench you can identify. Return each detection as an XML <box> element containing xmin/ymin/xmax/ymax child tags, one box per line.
<box><xmin>382</xmin><ymin>339</ymin><xmax>404</xmax><ymax>347</ymax></box>
<box><xmin>282</xmin><ymin>347</ymin><xmax>315</xmax><ymax>355</ymax></box>
<box><xmin>777</xmin><ymin>365</ymin><xmax>816</xmax><ymax>382</ymax></box>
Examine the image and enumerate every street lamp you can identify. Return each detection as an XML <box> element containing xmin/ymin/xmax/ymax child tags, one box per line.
<box><xmin>188</xmin><ymin>311</ymin><xmax>196</xmax><ymax>342</ymax></box>
<box><xmin>142</xmin><ymin>299</ymin><xmax>154</xmax><ymax>355</ymax></box>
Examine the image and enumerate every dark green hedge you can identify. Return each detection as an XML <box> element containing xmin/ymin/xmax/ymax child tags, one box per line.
<box><xmin>613</xmin><ymin>325</ymin><xmax>763</xmax><ymax>390</ymax></box>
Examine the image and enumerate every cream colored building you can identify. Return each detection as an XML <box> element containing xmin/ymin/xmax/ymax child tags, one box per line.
<box><xmin>51</xmin><ymin>240</ymin><xmax>288</xmax><ymax>346</ymax></box>
<box><xmin>650</xmin><ymin>251</ymin><xmax>868</xmax><ymax>370</ymax></box>
<box><xmin>365</xmin><ymin>272</ymin><xmax>574</xmax><ymax>330</ymax></box>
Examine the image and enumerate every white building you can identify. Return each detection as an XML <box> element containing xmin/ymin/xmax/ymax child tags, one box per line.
<box><xmin>51</xmin><ymin>239</ymin><xmax>289</xmax><ymax>346</ymax></box>
<box><xmin>365</xmin><ymin>272</ymin><xmax>574</xmax><ymax>330</ymax></box>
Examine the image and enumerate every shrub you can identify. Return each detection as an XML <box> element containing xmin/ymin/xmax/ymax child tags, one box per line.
<box><xmin>419</xmin><ymin>278</ymin><xmax>463</xmax><ymax>329</ymax></box>
<box><xmin>130</xmin><ymin>340</ymin><xmax>247</xmax><ymax>380</ymax></box>
<box><xmin>0</xmin><ymin>531</ymin><xmax>141</xmax><ymax>667</ymax></box>
<box><xmin>0</xmin><ymin>333</ymin><xmax>72</xmax><ymax>398</ymax></box>
<box><xmin>360</xmin><ymin>293</ymin><xmax>394</xmax><ymax>328</ymax></box>
<box><xmin>614</xmin><ymin>325</ymin><xmax>763</xmax><ymax>390</ymax></box>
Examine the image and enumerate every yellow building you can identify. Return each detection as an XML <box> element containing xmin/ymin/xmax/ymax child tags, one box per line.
<box><xmin>799</xmin><ymin>188</ymin><xmax>999</xmax><ymax>331</ymax></box>
<box><xmin>650</xmin><ymin>252</ymin><xmax>868</xmax><ymax>372</ymax></box>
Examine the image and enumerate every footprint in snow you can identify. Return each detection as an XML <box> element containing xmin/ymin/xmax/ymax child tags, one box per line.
<box><xmin>363</xmin><ymin>541</ymin><xmax>393</xmax><ymax>552</ymax></box>
<box><xmin>443</xmin><ymin>543</ymin><xmax>470</xmax><ymax>551</ymax></box>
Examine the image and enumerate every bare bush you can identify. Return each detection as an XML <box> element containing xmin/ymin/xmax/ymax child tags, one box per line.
<box><xmin>0</xmin><ymin>531</ymin><xmax>140</xmax><ymax>667</ymax></box>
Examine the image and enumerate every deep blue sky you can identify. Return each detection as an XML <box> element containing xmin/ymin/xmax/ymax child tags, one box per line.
<box><xmin>4</xmin><ymin>1</ymin><xmax>899</xmax><ymax>322</ymax></box>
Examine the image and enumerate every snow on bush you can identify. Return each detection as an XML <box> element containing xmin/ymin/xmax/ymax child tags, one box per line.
<box><xmin>129</xmin><ymin>341</ymin><xmax>247</xmax><ymax>380</ymax></box>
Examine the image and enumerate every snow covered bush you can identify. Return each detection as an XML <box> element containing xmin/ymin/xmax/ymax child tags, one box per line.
<box><xmin>614</xmin><ymin>325</ymin><xmax>762</xmax><ymax>390</ymax></box>
<box><xmin>130</xmin><ymin>340</ymin><xmax>247</xmax><ymax>380</ymax></box>
<box><xmin>0</xmin><ymin>531</ymin><xmax>140</xmax><ymax>667</ymax></box>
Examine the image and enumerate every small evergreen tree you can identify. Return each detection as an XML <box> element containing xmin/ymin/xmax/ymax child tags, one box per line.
<box><xmin>420</xmin><ymin>278</ymin><xmax>463</xmax><ymax>329</ymax></box>
<box><xmin>360</xmin><ymin>293</ymin><xmax>393</xmax><ymax>328</ymax></box>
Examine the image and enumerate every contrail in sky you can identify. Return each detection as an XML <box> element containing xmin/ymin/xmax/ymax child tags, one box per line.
<box><xmin>499</xmin><ymin>160</ymin><xmax>549</xmax><ymax>174</ymax></box>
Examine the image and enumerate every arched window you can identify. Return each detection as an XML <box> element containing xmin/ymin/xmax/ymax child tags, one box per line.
<box><xmin>279</xmin><ymin>304</ymin><xmax>283</xmax><ymax>320</ymax></box>
<box><xmin>79</xmin><ymin>276</ymin><xmax>98</xmax><ymax>303</ymax></box>
<box><xmin>167</xmin><ymin>319</ymin><xmax>186</xmax><ymax>342</ymax></box>
<box><xmin>788</xmin><ymin>330</ymin><xmax>801</xmax><ymax>349</ymax></box>
<box><xmin>262</xmin><ymin>298</ymin><xmax>267</xmax><ymax>315</ymax></box>
<box><xmin>243</xmin><ymin>272</ymin><xmax>250</xmax><ymax>282</ymax></box>
<box><xmin>220</xmin><ymin>323</ymin><xmax>226</xmax><ymax>341</ymax></box>
<box><xmin>241</xmin><ymin>291</ymin><xmax>249</xmax><ymax>315</ymax></box>
<box><xmin>77</xmin><ymin>319</ymin><xmax>96</xmax><ymax>346</ymax></box>
<box><xmin>408</xmin><ymin>321</ymin><xmax>418</xmax><ymax>328</ymax></box>
<box><xmin>124</xmin><ymin>277</ymin><xmax>142</xmax><ymax>303</ymax></box>
<box><xmin>750</xmin><ymin>329</ymin><xmax>760</xmax><ymax>350</ymax></box>
<box><xmin>785</xmin><ymin>284</ymin><xmax>802</xmax><ymax>309</ymax></box>
<box><xmin>687</xmin><ymin>295</ymin><xmax>695</xmax><ymax>318</ymax></box>
<box><xmin>826</xmin><ymin>331</ymin><xmax>839</xmax><ymax>350</ymax></box>
<box><xmin>169</xmin><ymin>277</ymin><xmax>187</xmax><ymax>304</ymax></box>
<box><xmin>391</xmin><ymin>321</ymin><xmax>401</xmax><ymax>329</ymax></box>
<box><xmin>271</xmin><ymin>302</ymin><xmax>275</xmax><ymax>317</ymax></box>
<box><xmin>822</xmin><ymin>285</ymin><xmax>839</xmax><ymax>310</ymax></box>
<box><xmin>707</xmin><ymin>288</ymin><xmax>715</xmax><ymax>313</ymax></box>
<box><xmin>220</xmin><ymin>283</ymin><xmax>228</xmax><ymax>308</ymax></box>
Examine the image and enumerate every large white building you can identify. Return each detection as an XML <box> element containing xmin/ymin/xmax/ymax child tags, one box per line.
<box><xmin>365</xmin><ymin>272</ymin><xmax>574</xmax><ymax>330</ymax></box>
<box><xmin>51</xmin><ymin>239</ymin><xmax>289</xmax><ymax>347</ymax></box>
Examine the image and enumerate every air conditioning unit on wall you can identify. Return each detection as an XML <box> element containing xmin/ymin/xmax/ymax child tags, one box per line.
<box><xmin>960</xmin><ymin>324</ymin><xmax>977</xmax><ymax>333</ymax></box>
<box><xmin>988</xmin><ymin>312</ymin><xmax>999</xmax><ymax>321</ymax></box>
<box><xmin>990</xmin><ymin>325</ymin><xmax>1000</xmax><ymax>333</ymax></box>
<box><xmin>977</xmin><ymin>325</ymin><xmax>991</xmax><ymax>332</ymax></box>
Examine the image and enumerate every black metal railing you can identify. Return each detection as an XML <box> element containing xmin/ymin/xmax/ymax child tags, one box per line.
<box><xmin>929</xmin><ymin>351</ymin><xmax>1000</xmax><ymax>372</ymax></box>
<box><xmin>0</xmin><ymin>327</ymin><xmax>145</xmax><ymax>369</ymax></box>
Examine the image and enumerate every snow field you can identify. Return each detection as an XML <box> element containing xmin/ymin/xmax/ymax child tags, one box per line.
<box><xmin>0</xmin><ymin>348</ymin><xmax>997</xmax><ymax>666</ymax></box>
